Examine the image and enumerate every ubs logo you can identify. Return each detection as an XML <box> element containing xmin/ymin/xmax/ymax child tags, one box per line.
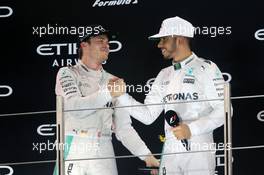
<box><xmin>37</xmin><ymin>124</ymin><xmax>56</xmax><ymax>136</ymax></box>
<box><xmin>0</xmin><ymin>6</ymin><xmax>13</xmax><ymax>18</ymax></box>
<box><xmin>257</xmin><ymin>110</ymin><xmax>264</xmax><ymax>122</ymax></box>
<box><xmin>0</xmin><ymin>85</ymin><xmax>13</xmax><ymax>97</ymax></box>
<box><xmin>0</xmin><ymin>166</ymin><xmax>14</xmax><ymax>175</ymax></box>
<box><xmin>255</xmin><ymin>29</ymin><xmax>264</xmax><ymax>41</ymax></box>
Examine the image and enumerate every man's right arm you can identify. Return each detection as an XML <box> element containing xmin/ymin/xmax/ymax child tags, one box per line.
<box><xmin>117</xmin><ymin>71</ymin><xmax>164</xmax><ymax>125</ymax></box>
<box><xmin>55</xmin><ymin>67</ymin><xmax>112</xmax><ymax>118</ymax></box>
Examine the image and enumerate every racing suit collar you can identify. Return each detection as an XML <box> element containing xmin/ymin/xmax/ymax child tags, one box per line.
<box><xmin>78</xmin><ymin>60</ymin><xmax>104</xmax><ymax>73</ymax></box>
<box><xmin>172</xmin><ymin>52</ymin><xmax>195</xmax><ymax>70</ymax></box>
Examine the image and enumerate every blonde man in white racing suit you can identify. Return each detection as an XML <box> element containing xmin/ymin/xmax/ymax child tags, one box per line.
<box><xmin>54</xmin><ymin>25</ymin><xmax>159</xmax><ymax>175</ymax></box>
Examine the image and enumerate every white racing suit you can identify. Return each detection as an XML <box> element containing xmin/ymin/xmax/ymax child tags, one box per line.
<box><xmin>54</xmin><ymin>60</ymin><xmax>151</xmax><ymax>175</ymax></box>
<box><xmin>118</xmin><ymin>53</ymin><xmax>225</xmax><ymax>175</ymax></box>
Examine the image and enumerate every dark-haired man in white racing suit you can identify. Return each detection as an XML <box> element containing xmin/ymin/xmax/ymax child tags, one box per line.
<box><xmin>117</xmin><ymin>17</ymin><xmax>226</xmax><ymax>175</ymax></box>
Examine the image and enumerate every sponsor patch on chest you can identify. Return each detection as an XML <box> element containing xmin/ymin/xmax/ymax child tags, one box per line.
<box><xmin>162</xmin><ymin>80</ymin><xmax>170</xmax><ymax>85</ymax></box>
<box><xmin>78</xmin><ymin>81</ymin><xmax>91</xmax><ymax>88</ymax></box>
<box><xmin>183</xmin><ymin>78</ymin><xmax>195</xmax><ymax>84</ymax></box>
<box><xmin>163</xmin><ymin>92</ymin><xmax>199</xmax><ymax>102</ymax></box>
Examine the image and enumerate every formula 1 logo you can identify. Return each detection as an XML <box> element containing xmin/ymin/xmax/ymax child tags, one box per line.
<box><xmin>92</xmin><ymin>0</ymin><xmax>138</xmax><ymax>7</ymax></box>
<box><xmin>257</xmin><ymin>110</ymin><xmax>264</xmax><ymax>122</ymax></box>
<box><xmin>0</xmin><ymin>6</ymin><xmax>13</xmax><ymax>18</ymax></box>
<box><xmin>0</xmin><ymin>166</ymin><xmax>14</xmax><ymax>175</ymax></box>
<box><xmin>169</xmin><ymin>115</ymin><xmax>177</xmax><ymax>125</ymax></box>
<box><xmin>0</xmin><ymin>85</ymin><xmax>13</xmax><ymax>97</ymax></box>
<box><xmin>37</xmin><ymin>124</ymin><xmax>56</xmax><ymax>136</ymax></box>
<box><xmin>255</xmin><ymin>29</ymin><xmax>264</xmax><ymax>41</ymax></box>
<box><xmin>145</xmin><ymin>78</ymin><xmax>155</xmax><ymax>88</ymax></box>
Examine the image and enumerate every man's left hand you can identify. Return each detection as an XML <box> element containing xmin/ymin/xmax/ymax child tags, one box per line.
<box><xmin>144</xmin><ymin>155</ymin><xmax>159</xmax><ymax>175</ymax></box>
<box><xmin>144</xmin><ymin>155</ymin><xmax>160</xmax><ymax>167</ymax></box>
<box><xmin>171</xmin><ymin>123</ymin><xmax>191</xmax><ymax>140</ymax></box>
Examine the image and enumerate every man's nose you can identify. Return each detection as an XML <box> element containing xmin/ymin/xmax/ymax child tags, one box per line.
<box><xmin>103</xmin><ymin>41</ymin><xmax>110</xmax><ymax>49</ymax></box>
<box><xmin>157</xmin><ymin>40</ymin><xmax>162</xmax><ymax>48</ymax></box>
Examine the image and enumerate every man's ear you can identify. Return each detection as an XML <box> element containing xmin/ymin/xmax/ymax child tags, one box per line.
<box><xmin>177</xmin><ymin>36</ymin><xmax>184</xmax><ymax>45</ymax></box>
<box><xmin>80</xmin><ymin>42</ymin><xmax>88</xmax><ymax>48</ymax></box>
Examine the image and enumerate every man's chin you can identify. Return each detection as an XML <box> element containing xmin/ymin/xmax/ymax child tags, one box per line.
<box><xmin>101</xmin><ymin>54</ymin><xmax>109</xmax><ymax>59</ymax></box>
<box><xmin>101</xmin><ymin>56</ymin><xmax>108</xmax><ymax>62</ymax></box>
<box><xmin>162</xmin><ymin>55</ymin><xmax>172</xmax><ymax>60</ymax></box>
